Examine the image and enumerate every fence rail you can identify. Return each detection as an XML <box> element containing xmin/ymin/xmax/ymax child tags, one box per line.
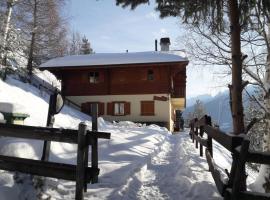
<box><xmin>189</xmin><ymin>115</ymin><xmax>270</xmax><ymax>200</ymax></box>
<box><xmin>0</xmin><ymin>122</ymin><xmax>110</xmax><ymax>200</ymax></box>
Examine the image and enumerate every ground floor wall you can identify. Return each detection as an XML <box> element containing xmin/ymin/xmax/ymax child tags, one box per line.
<box><xmin>67</xmin><ymin>94</ymin><xmax>185</xmax><ymax>131</ymax></box>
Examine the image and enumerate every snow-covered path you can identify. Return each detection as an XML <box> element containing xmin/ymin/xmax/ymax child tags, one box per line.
<box><xmin>108</xmin><ymin>133</ymin><xmax>221</xmax><ymax>200</ymax></box>
<box><xmin>0</xmin><ymin>76</ymin><xmax>230</xmax><ymax>200</ymax></box>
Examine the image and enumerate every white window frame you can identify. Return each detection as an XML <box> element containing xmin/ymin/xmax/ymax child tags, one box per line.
<box><xmin>114</xmin><ymin>102</ymin><xmax>125</xmax><ymax>115</ymax></box>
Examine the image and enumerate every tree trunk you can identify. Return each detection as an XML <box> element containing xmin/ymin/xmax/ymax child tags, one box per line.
<box><xmin>27</xmin><ymin>0</ymin><xmax>37</xmax><ymax>76</ymax></box>
<box><xmin>228</xmin><ymin>0</ymin><xmax>246</xmax><ymax>191</ymax></box>
<box><xmin>228</xmin><ymin>0</ymin><xmax>245</xmax><ymax>135</ymax></box>
<box><xmin>1</xmin><ymin>0</ymin><xmax>15</xmax><ymax>65</ymax></box>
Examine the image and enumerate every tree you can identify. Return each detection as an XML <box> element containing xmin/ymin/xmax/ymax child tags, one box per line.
<box><xmin>115</xmin><ymin>0</ymin><xmax>270</xmax><ymax>135</ymax></box>
<box><xmin>80</xmin><ymin>35</ymin><xmax>93</xmax><ymax>55</ymax></box>
<box><xmin>15</xmin><ymin>0</ymin><xmax>68</xmax><ymax>75</ymax></box>
<box><xmin>115</xmin><ymin>0</ymin><xmax>270</xmax><ymax>191</ymax></box>
<box><xmin>69</xmin><ymin>31</ymin><xmax>81</xmax><ymax>55</ymax></box>
<box><xmin>0</xmin><ymin>0</ymin><xmax>18</xmax><ymax>65</ymax></box>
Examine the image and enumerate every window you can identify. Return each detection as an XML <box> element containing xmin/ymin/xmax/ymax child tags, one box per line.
<box><xmin>141</xmin><ymin>101</ymin><xmax>155</xmax><ymax>116</ymax></box>
<box><xmin>147</xmin><ymin>69</ymin><xmax>154</xmax><ymax>81</ymax></box>
<box><xmin>89</xmin><ymin>72</ymin><xmax>99</xmax><ymax>83</ymax></box>
<box><xmin>81</xmin><ymin>102</ymin><xmax>104</xmax><ymax>116</ymax></box>
<box><xmin>107</xmin><ymin>102</ymin><xmax>130</xmax><ymax>116</ymax></box>
<box><xmin>114</xmin><ymin>102</ymin><xmax>125</xmax><ymax>115</ymax></box>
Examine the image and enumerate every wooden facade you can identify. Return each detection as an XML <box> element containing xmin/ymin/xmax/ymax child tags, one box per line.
<box><xmin>53</xmin><ymin>63</ymin><xmax>187</xmax><ymax>98</ymax></box>
<box><xmin>41</xmin><ymin>53</ymin><xmax>188</xmax><ymax>131</ymax></box>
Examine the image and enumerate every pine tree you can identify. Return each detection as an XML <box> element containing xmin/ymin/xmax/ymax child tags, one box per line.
<box><xmin>80</xmin><ymin>35</ymin><xmax>93</xmax><ymax>55</ymax></box>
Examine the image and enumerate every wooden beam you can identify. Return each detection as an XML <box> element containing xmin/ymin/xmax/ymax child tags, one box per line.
<box><xmin>246</xmin><ymin>150</ymin><xmax>270</xmax><ymax>165</ymax></box>
<box><xmin>204</xmin><ymin>125</ymin><xmax>243</xmax><ymax>152</ymax></box>
<box><xmin>0</xmin><ymin>155</ymin><xmax>98</xmax><ymax>181</ymax></box>
<box><xmin>231</xmin><ymin>139</ymin><xmax>249</xmax><ymax>198</ymax></box>
<box><xmin>76</xmin><ymin>123</ymin><xmax>87</xmax><ymax>200</ymax></box>
<box><xmin>205</xmin><ymin>149</ymin><xmax>226</xmax><ymax>196</ymax></box>
<box><xmin>225</xmin><ymin>189</ymin><xmax>270</xmax><ymax>200</ymax></box>
<box><xmin>91</xmin><ymin>104</ymin><xmax>99</xmax><ymax>183</ymax></box>
<box><xmin>0</xmin><ymin>124</ymin><xmax>110</xmax><ymax>144</ymax></box>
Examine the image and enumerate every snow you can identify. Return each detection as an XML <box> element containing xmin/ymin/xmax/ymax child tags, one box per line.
<box><xmin>39</xmin><ymin>51</ymin><xmax>188</xmax><ymax>69</ymax></box>
<box><xmin>0</xmin><ymin>74</ymin><xmax>258</xmax><ymax>199</ymax></box>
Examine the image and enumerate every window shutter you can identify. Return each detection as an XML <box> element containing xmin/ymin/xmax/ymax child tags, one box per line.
<box><xmin>81</xmin><ymin>102</ymin><xmax>91</xmax><ymax>114</ymax></box>
<box><xmin>107</xmin><ymin>102</ymin><xmax>114</xmax><ymax>115</ymax></box>
<box><xmin>141</xmin><ymin>101</ymin><xmax>154</xmax><ymax>116</ymax></box>
<box><xmin>98</xmin><ymin>102</ymin><xmax>105</xmax><ymax>116</ymax></box>
<box><xmin>124</xmin><ymin>102</ymin><xmax>130</xmax><ymax>115</ymax></box>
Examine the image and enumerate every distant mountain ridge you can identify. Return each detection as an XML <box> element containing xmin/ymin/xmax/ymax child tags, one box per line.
<box><xmin>186</xmin><ymin>94</ymin><xmax>212</xmax><ymax>107</ymax></box>
<box><xmin>184</xmin><ymin>86</ymin><xmax>258</xmax><ymax>133</ymax></box>
<box><xmin>184</xmin><ymin>90</ymin><xmax>232</xmax><ymax>132</ymax></box>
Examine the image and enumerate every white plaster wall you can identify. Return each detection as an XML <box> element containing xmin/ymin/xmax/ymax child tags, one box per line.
<box><xmin>67</xmin><ymin>94</ymin><xmax>170</xmax><ymax>122</ymax></box>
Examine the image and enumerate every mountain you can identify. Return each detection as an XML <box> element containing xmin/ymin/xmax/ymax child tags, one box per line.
<box><xmin>186</xmin><ymin>94</ymin><xmax>212</xmax><ymax>107</ymax></box>
<box><xmin>184</xmin><ymin>90</ymin><xmax>232</xmax><ymax>132</ymax></box>
<box><xmin>184</xmin><ymin>86</ymin><xmax>259</xmax><ymax>133</ymax></box>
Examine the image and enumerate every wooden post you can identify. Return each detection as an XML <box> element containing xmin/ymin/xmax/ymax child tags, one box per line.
<box><xmin>231</xmin><ymin>140</ymin><xmax>249</xmax><ymax>199</ymax></box>
<box><xmin>76</xmin><ymin>122</ymin><xmax>87</xmax><ymax>200</ymax></box>
<box><xmin>91</xmin><ymin>103</ymin><xmax>98</xmax><ymax>183</ymax></box>
<box><xmin>41</xmin><ymin>92</ymin><xmax>56</xmax><ymax>161</ymax></box>
<box><xmin>195</xmin><ymin>127</ymin><xmax>199</xmax><ymax>149</ymax></box>
<box><xmin>206</xmin><ymin>116</ymin><xmax>213</xmax><ymax>157</ymax></box>
<box><xmin>199</xmin><ymin>126</ymin><xmax>204</xmax><ymax>157</ymax></box>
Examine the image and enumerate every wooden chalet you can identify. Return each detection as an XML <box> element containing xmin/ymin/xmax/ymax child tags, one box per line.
<box><xmin>40</xmin><ymin>38</ymin><xmax>189</xmax><ymax>131</ymax></box>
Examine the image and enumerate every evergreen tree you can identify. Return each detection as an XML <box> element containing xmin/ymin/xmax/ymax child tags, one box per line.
<box><xmin>80</xmin><ymin>35</ymin><xmax>93</xmax><ymax>55</ymax></box>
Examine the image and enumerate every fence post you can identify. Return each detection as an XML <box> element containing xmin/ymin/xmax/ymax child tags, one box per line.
<box><xmin>76</xmin><ymin>122</ymin><xmax>87</xmax><ymax>200</ymax></box>
<box><xmin>91</xmin><ymin>103</ymin><xmax>98</xmax><ymax>183</ymax></box>
<box><xmin>199</xmin><ymin>126</ymin><xmax>204</xmax><ymax>157</ymax></box>
<box><xmin>41</xmin><ymin>92</ymin><xmax>56</xmax><ymax>161</ymax></box>
<box><xmin>206</xmin><ymin>116</ymin><xmax>213</xmax><ymax>157</ymax></box>
<box><xmin>192</xmin><ymin>123</ymin><xmax>195</xmax><ymax>143</ymax></box>
<box><xmin>231</xmin><ymin>139</ymin><xmax>249</xmax><ymax>200</ymax></box>
<box><xmin>195</xmin><ymin>118</ymin><xmax>199</xmax><ymax>149</ymax></box>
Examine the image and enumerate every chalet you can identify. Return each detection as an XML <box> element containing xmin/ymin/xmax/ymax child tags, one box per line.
<box><xmin>40</xmin><ymin>38</ymin><xmax>189</xmax><ymax>131</ymax></box>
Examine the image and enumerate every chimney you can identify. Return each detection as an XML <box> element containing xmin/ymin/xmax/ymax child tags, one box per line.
<box><xmin>155</xmin><ymin>39</ymin><xmax>158</xmax><ymax>51</ymax></box>
<box><xmin>160</xmin><ymin>37</ymin><xmax>170</xmax><ymax>51</ymax></box>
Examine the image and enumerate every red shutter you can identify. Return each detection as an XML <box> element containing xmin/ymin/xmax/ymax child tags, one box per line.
<box><xmin>107</xmin><ymin>102</ymin><xmax>114</xmax><ymax>115</ymax></box>
<box><xmin>125</xmin><ymin>102</ymin><xmax>130</xmax><ymax>115</ymax></box>
<box><xmin>81</xmin><ymin>102</ymin><xmax>91</xmax><ymax>114</ymax></box>
<box><xmin>141</xmin><ymin>101</ymin><xmax>154</xmax><ymax>116</ymax></box>
<box><xmin>98</xmin><ymin>102</ymin><xmax>105</xmax><ymax>116</ymax></box>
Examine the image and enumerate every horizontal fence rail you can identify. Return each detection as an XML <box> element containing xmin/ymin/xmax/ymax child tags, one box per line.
<box><xmin>189</xmin><ymin>115</ymin><xmax>270</xmax><ymax>200</ymax></box>
<box><xmin>0</xmin><ymin>122</ymin><xmax>110</xmax><ymax>200</ymax></box>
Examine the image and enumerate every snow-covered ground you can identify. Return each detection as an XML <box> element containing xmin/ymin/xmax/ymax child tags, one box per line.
<box><xmin>0</xmin><ymin>75</ymin><xmax>257</xmax><ymax>199</ymax></box>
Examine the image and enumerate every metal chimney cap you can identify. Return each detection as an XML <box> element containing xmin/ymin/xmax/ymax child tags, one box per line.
<box><xmin>160</xmin><ymin>37</ymin><xmax>170</xmax><ymax>44</ymax></box>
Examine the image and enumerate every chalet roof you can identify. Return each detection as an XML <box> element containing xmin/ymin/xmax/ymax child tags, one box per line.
<box><xmin>39</xmin><ymin>51</ymin><xmax>188</xmax><ymax>69</ymax></box>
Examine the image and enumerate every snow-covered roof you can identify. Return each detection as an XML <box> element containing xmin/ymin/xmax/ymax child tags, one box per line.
<box><xmin>39</xmin><ymin>51</ymin><xmax>188</xmax><ymax>69</ymax></box>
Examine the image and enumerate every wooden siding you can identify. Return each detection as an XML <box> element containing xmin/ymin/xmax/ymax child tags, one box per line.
<box><xmin>58</xmin><ymin>64</ymin><xmax>186</xmax><ymax>97</ymax></box>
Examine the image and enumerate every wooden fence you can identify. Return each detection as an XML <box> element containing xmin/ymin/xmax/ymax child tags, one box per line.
<box><xmin>0</xmin><ymin>120</ymin><xmax>110</xmax><ymax>200</ymax></box>
<box><xmin>189</xmin><ymin>115</ymin><xmax>270</xmax><ymax>200</ymax></box>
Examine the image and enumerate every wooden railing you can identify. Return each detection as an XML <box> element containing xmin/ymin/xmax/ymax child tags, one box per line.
<box><xmin>189</xmin><ymin>115</ymin><xmax>270</xmax><ymax>200</ymax></box>
<box><xmin>0</xmin><ymin>122</ymin><xmax>110</xmax><ymax>200</ymax></box>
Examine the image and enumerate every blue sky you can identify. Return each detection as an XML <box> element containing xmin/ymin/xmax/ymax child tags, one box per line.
<box><xmin>68</xmin><ymin>0</ymin><xmax>228</xmax><ymax>97</ymax></box>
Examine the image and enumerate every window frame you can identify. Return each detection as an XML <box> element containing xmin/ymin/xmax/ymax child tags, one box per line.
<box><xmin>89</xmin><ymin>72</ymin><xmax>99</xmax><ymax>83</ymax></box>
<box><xmin>113</xmin><ymin>102</ymin><xmax>125</xmax><ymax>116</ymax></box>
<box><xmin>147</xmin><ymin>69</ymin><xmax>154</xmax><ymax>81</ymax></box>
